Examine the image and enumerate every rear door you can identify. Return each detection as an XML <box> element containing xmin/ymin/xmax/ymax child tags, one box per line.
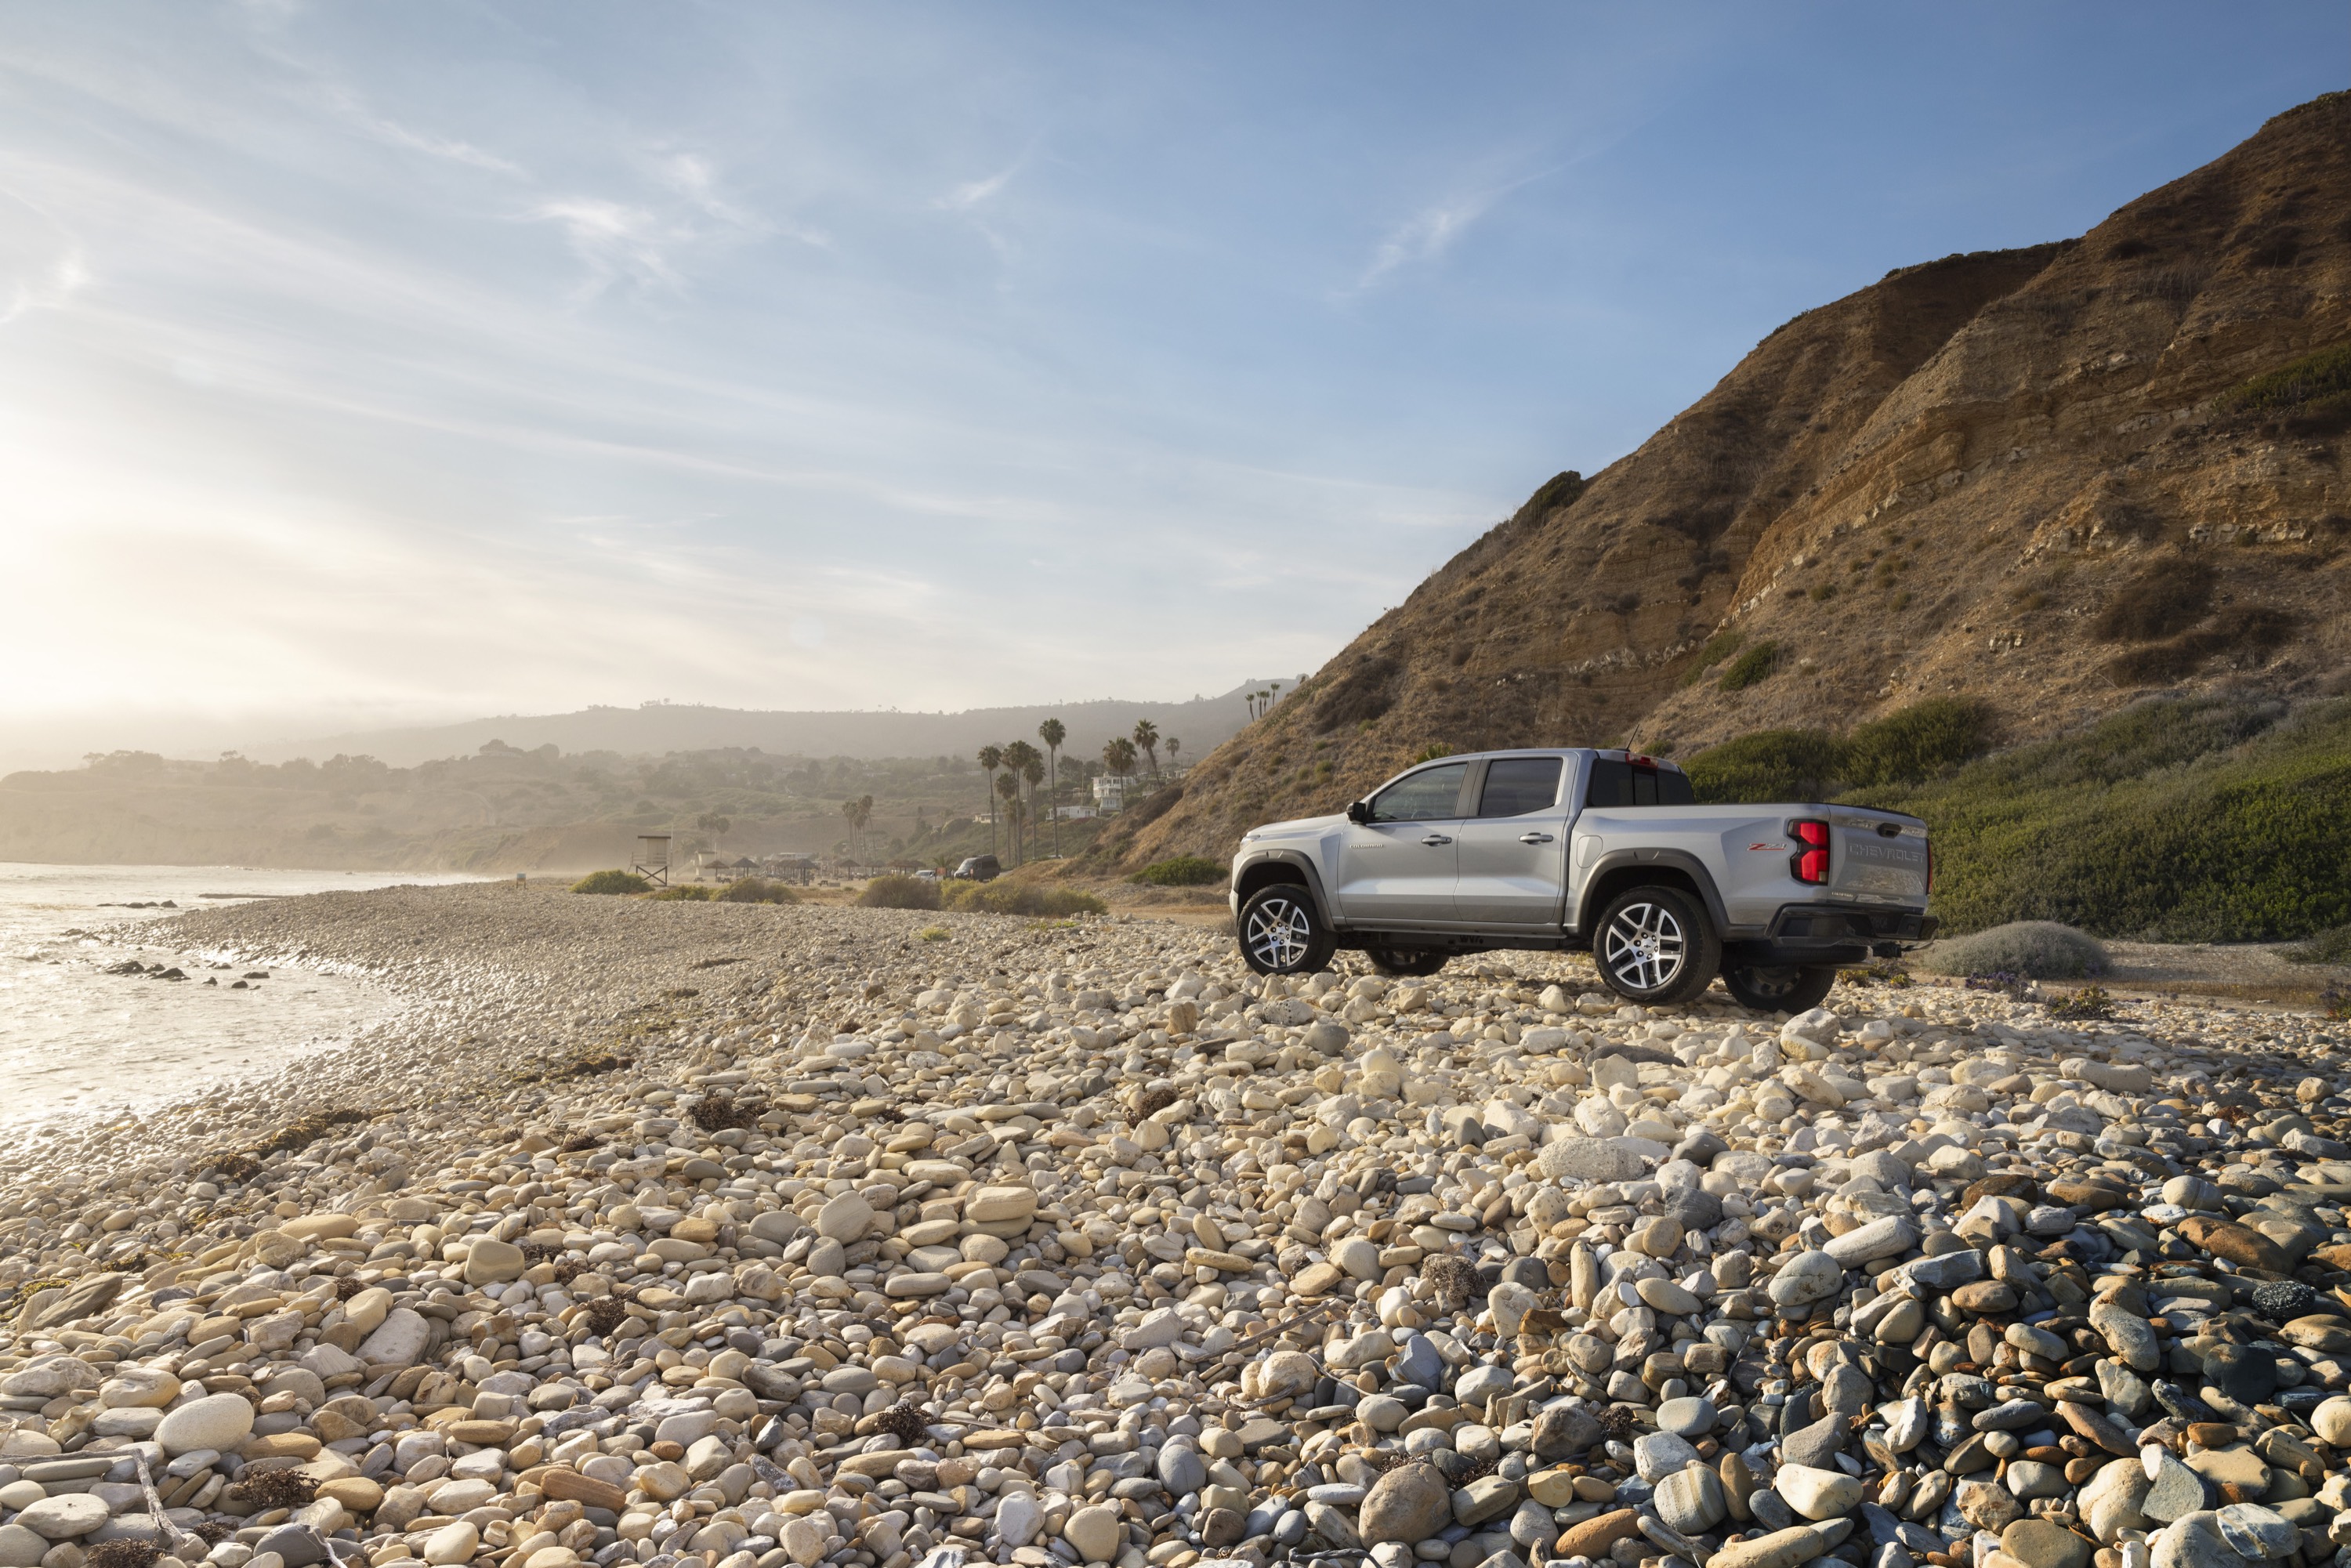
<box><xmin>1333</xmin><ymin>762</ymin><xmax>1470</xmax><ymax>922</ymax></box>
<box><xmin>1453</xmin><ymin>756</ymin><xmax>1570</xmax><ymax>925</ymax></box>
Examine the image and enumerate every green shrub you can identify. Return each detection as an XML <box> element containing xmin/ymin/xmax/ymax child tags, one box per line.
<box><xmin>2286</xmin><ymin>925</ymin><xmax>2351</xmax><ymax>965</ymax></box>
<box><xmin>716</xmin><ymin>878</ymin><xmax>799</xmax><ymax>904</ymax></box>
<box><xmin>1918</xmin><ymin>921</ymin><xmax>2110</xmax><ymax>979</ymax></box>
<box><xmin>647</xmin><ymin>884</ymin><xmax>714</xmax><ymax>900</ymax></box>
<box><xmin>916</xmin><ymin>925</ymin><xmax>950</xmax><ymax>941</ymax></box>
<box><xmin>1679</xmin><ymin>629</ymin><xmax>1744</xmax><ymax>687</ymax></box>
<box><xmin>571</xmin><ymin>869</ymin><xmax>650</xmax><ymax>895</ymax></box>
<box><xmin>1683</xmin><ymin>729</ymin><xmax>1844</xmax><ymax>803</ymax></box>
<box><xmin>2214</xmin><ymin>341</ymin><xmax>2351</xmax><ymax>417</ymax></box>
<box><xmin>1841</xmin><ymin>698</ymin><xmax>1994</xmax><ymax>788</ymax></box>
<box><xmin>1718</xmin><ymin>642</ymin><xmax>1781</xmax><ymax>693</ymax></box>
<box><xmin>1683</xmin><ymin>698</ymin><xmax>1993</xmax><ymax>802</ymax></box>
<box><xmin>858</xmin><ymin>875</ymin><xmax>942</xmax><ymax>911</ymax></box>
<box><xmin>1132</xmin><ymin>856</ymin><xmax>1226</xmax><ymax>887</ymax></box>
<box><xmin>944</xmin><ymin>881</ymin><xmax>1107</xmax><ymax>918</ymax></box>
<box><xmin>1853</xmin><ymin>695</ymin><xmax>2351</xmax><ymax>941</ymax></box>
<box><xmin>1409</xmin><ymin>743</ymin><xmax>1454</xmax><ymax>764</ymax></box>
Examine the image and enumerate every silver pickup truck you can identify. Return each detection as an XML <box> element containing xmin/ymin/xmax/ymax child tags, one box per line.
<box><xmin>1226</xmin><ymin>747</ymin><xmax>1935</xmax><ymax>1012</ymax></box>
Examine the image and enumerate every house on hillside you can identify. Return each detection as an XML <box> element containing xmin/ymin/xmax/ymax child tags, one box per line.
<box><xmin>1092</xmin><ymin>777</ymin><xmax>1125</xmax><ymax>813</ymax></box>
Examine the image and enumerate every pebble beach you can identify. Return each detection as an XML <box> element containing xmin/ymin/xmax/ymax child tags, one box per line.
<box><xmin>2</xmin><ymin>882</ymin><xmax>2349</xmax><ymax>1568</ymax></box>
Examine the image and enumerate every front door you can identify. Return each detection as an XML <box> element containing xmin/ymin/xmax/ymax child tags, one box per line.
<box><xmin>1334</xmin><ymin>762</ymin><xmax>1470</xmax><ymax>923</ymax></box>
<box><xmin>1454</xmin><ymin>756</ymin><xmax>1570</xmax><ymax>925</ymax></box>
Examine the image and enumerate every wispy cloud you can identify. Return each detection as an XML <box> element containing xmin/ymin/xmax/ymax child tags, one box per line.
<box><xmin>1347</xmin><ymin>163</ymin><xmax>1565</xmax><ymax>295</ymax></box>
<box><xmin>0</xmin><ymin>190</ymin><xmax>85</xmax><ymax>325</ymax></box>
<box><xmin>935</xmin><ymin>161</ymin><xmax>1020</xmax><ymax>212</ymax></box>
<box><xmin>347</xmin><ymin>103</ymin><xmax>523</xmax><ymax>175</ymax></box>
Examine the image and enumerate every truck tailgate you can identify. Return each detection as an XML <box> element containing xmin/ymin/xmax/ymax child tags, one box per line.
<box><xmin>1829</xmin><ymin>810</ymin><xmax>1929</xmax><ymax>900</ymax></box>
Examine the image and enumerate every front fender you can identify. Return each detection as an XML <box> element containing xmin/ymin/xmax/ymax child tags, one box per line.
<box><xmin>1231</xmin><ymin>850</ymin><xmax>1339</xmax><ymax>927</ymax></box>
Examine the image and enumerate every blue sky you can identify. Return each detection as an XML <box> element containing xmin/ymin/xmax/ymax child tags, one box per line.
<box><xmin>0</xmin><ymin>2</ymin><xmax>2340</xmax><ymax>766</ymax></box>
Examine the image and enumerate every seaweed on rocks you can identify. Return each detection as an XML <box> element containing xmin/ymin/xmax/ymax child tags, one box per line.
<box><xmin>226</xmin><ymin>1468</ymin><xmax>317</xmax><ymax>1511</ymax></box>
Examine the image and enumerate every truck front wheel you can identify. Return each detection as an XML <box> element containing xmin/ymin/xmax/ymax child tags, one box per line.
<box><xmin>1237</xmin><ymin>884</ymin><xmax>1337</xmax><ymax>976</ymax></box>
<box><xmin>1721</xmin><ymin>962</ymin><xmax>1837</xmax><ymax>1015</ymax></box>
<box><xmin>1593</xmin><ymin>885</ymin><xmax>1720</xmax><ymax>1007</ymax></box>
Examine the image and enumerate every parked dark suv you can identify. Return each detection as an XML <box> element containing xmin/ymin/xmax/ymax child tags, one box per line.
<box><xmin>952</xmin><ymin>855</ymin><xmax>1002</xmax><ymax>882</ymax></box>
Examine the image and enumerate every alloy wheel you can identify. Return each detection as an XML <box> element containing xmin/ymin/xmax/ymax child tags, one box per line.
<box><xmin>1602</xmin><ymin>900</ymin><xmax>1686</xmax><ymax>994</ymax></box>
<box><xmin>1244</xmin><ymin>895</ymin><xmax>1313</xmax><ymax>972</ymax></box>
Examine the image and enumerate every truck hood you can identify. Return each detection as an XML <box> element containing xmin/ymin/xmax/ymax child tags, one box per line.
<box><xmin>1241</xmin><ymin>813</ymin><xmax>1349</xmax><ymax>844</ymax></box>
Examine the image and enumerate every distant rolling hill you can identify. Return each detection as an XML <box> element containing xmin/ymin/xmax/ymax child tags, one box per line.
<box><xmin>248</xmin><ymin>679</ymin><xmax>1299</xmax><ymax>767</ymax></box>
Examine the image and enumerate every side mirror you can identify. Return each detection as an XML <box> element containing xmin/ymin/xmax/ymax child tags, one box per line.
<box><xmin>1346</xmin><ymin>799</ymin><xmax>1371</xmax><ymax>824</ymax></box>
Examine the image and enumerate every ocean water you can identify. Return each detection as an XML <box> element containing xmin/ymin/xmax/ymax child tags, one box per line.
<box><xmin>0</xmin><ymin>863</ymin><xmax>487</xmax><ymax>1131</ymax></box>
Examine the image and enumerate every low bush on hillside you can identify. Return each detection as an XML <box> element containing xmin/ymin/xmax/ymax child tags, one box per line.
<box><xmin>2215</xmin><ymin>340</ymin><xmax>2351</xmax><ymax>431</ymax></box>
<box><xmin>1917</xmin><ymin>921</ymin><xmax>2110</xmax><ymax>979</ymax></box>
<box><xmin>858</xmin><ymin>875</ymin><xmax>941</xmax><ymax>911</ymax></box>
<box><xmin>1683</xmin><ymin>698</ymin><xmax>1991</xmax><ymax>802</ymax></box>
<box><xmin>2091</xmin><ymin>557</ymin><xmax>2211</xmax><ymax>643</ymax></box>
<box><xmin>1852</xmin><ymin>694</ymin><xmax>2351</xmax><ymax>941</ymax></box>
<box><xmin>647</xmin><ymin>884</ymin><xmax>714</xmax><ymax>901</ymax></box>
<box><xmin>1132</xmin><ymin>856</ymin><xmax>1226</xmax><ymax>887</ymax></box>
<box><xmin>944</xmin><ymin>881</ymin><xmax>1107</xmax><ymax>918</ymax></box>
<box><xmin>571</xmin><ymin>869</ymin><xmax>649</xmax><ymax>895</ymax></box>
<box><xmin>716</xmin><ymin>878</ymin><xmax>799</xmax><ymax>904</ymax></box>
<box><xmin>1717</xmin><ymin>641</ymin><xmax>1781</xmax><ymax>693</ymax></box>
<box><xmin>1683</xmin><ymin>729</ymin><xmax>1845</xmax><ymax>802</ymax></box>
<box><xmin>2287</xmin><ymin>925</ymin><xmax>2351</xmax><ymax>965</ymax></box>
<box><xmin>1841</xmin><ymin>699</ymin><xmax>1997</xmax><ymax>788</ymax></box>
<box><xmin>1680</xmin><ymin>629</ymin><xmax>1744</xmax><ymax>687</ymax></box>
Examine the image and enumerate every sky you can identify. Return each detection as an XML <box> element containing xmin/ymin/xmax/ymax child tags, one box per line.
<box><xmin>0</xmin><ymin>2</ymin><xmax>2342</xmax><ymax>769</ymax></box>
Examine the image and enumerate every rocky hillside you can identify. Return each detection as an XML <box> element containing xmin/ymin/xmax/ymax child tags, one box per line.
<box><xmin>1103</xmin><ymin>92</ymin><xmax>2351</xmax><ymax>871</ymax></box>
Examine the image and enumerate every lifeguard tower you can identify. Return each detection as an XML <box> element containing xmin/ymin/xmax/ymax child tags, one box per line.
<box><xmin>631</xmin><ymin>835</ymin><xmax>672</xmax><ymax>888</ymax></box>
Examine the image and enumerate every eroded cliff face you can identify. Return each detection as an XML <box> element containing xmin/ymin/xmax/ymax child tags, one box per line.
<box><xmin>1106</xmin><ymin>93</ymin><xmax>2351</xmax><ymax>871</ymax></box>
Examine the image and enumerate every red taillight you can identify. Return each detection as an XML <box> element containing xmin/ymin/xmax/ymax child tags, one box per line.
<box><xmin>1790</xmin><ymin>818</ymin><xmax>1830</xmax><ymax>885</ymax></box>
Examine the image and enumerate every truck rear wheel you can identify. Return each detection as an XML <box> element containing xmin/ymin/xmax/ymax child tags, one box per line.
<box><xmin>1237</xmin><ymin>884</ymin><xmax>1336</xmax><ymax>976</ymax></box>
<box><xmin>1722</xmin><ymin>962</ymin><xmax>1837</xmax><ymax>1015</ymax></box>
<box><xmin>1366</xmin><ymin>947</ymin><xmax>1447</xmax><ymax>978</ymax></box>
<box><xmin>1593</xmin><ymin>885</ymin><xmax>1719</xmax><ymax>1007</ymax></box>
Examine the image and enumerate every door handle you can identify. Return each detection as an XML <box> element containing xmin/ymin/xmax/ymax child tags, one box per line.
<box><xmin>1519</xmin><ymin>832</ymin><xmax>1555</xmax><ymax>844</ymax></box>
<box><xmin>1420</xmin><ymin>834</ymin><xmax>1453</xmax><ymax>846</ymax></box>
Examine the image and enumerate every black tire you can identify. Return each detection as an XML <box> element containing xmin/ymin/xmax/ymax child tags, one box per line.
<box><xmin>1721</xmin><ymin>962</ymin><xmax>1838</xmax><ymax>1015</ymax></box>
<box><xmin>1366</xmin><ymin>947</ymin><xmax>1448</xmax><ymax>978</ymax></box>
<box><xmin>1592</xmin><ymin>884</ymin><xmax>1720</xmax><ymax>1007</ymax></box>
<box><xmin>1237</xmin><ymin>884</ymin><xmax>1337</xmax><ymax>976</ymax></box>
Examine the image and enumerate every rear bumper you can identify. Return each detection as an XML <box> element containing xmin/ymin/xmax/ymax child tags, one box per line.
<box><xmin>1723</xmin><ymin>905</ymin><xmax>1936</xmax><ymax>967</ymax></box>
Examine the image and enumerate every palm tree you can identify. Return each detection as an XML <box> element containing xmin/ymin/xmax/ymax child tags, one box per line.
<box><xmin>976</xmin><ymin>744</ymin><xmax>1003</xmax><ymax>856</ymax></box>
<box><xmin>1002</xmin><ymin>740</ymin><xmax>1041</xmax><ymax>858</ymax></box>
<box><xmin>1021</xmin><ymin>754</ymin><xmax>1045</xmax><ymax>850</ymax></box>
<box><xmin>1037</xmin><ymin>717</ymin><xmax>1067</xmax><ymax>856</ymax></box>
<box><xmin>1132</xmin><ymin>719</ymin><xmax>1161</xmax><ymax>781</ymax></box>
<box><xmin>694</xmin><ymin>811</ymin><xmax>731</xmax><ymax>848</ymax></box>
<box><xmin>1101</xmin><ymin>737</ymin><xmax>1138</xmax><ymax>810</ymax></box>
<box><xmin>994</xmin><ymin>771</ymin><xmax>1022</xmax><ymax>863</ymax></box>
<box><xmin>1165</xmin><ymin>737</ymin><xmax>1180</xmax><ymax>773</ymax></box>
<box><xmin>839</xmin><ymin>795</ymin><xmax>873</xmax><ymax>861</ymax></box>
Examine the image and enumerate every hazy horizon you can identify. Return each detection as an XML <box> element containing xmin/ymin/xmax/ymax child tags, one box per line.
<box><xmin>4</xmin><ymin>2</ymin><xmax>2339</xmax><ymax>767</ymax></box>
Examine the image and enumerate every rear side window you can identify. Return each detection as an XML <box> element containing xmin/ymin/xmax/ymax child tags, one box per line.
<box><xmin>1585</xmin><ymin>759</ymin><xmax>1696</xmax><ymax>807</ymax></box>
<box><xmin>1477</xmin><ymin>758</ymin><xmax>1563</xmax><ymax>817</ymax></box>
<box><xmin>1368</xmin><ymin>763</ymin><xmax>1469</xmax><ymax>822</ymax></box>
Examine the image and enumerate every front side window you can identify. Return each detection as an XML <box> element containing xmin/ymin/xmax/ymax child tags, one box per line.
<box><xmin>1585</xmin><ymin>759</ymin><xmax>1696</xmax><ymax>808</ymax></box>
<box><xmin>1368</xmin><ymin>763</ymin><xmax>1469</xmax><ymax>822</ymax></box>
<box><xmin>1477</xmin><ymin>758</ymin><xmax>1563</xmax><ymax>817</ymax></box>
